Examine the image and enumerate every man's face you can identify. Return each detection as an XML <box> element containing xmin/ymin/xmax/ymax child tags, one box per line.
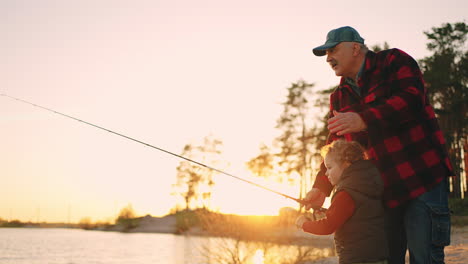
<box><xmin>326</xmin><ymin>42</ymin><xmax>357</xmax><ymax>78</ymax></box>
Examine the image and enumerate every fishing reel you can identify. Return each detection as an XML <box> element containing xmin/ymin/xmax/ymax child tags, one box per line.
<box><xmin>307</xmin><ymin>207</ymin><xmax>327</xmax><ymax>221</ymax></box>
<box><xmin>292</xmin><ymin>206</ymin><xmax>327</xmax><ymax>229</ymax></box>
<box><xmin>294</xmin><ymin>198</ymin><xmax>327</xmax><ymax>221</ymax></box>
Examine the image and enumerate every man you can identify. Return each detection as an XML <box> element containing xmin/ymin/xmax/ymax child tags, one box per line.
<box><xmin>305</xmin><ymin>26</ymin><xmax>453</xmax><ymax>264</ymax></box>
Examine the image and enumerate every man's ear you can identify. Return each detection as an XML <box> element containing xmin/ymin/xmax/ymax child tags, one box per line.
<box><xmin>353</xmin><ymin>43</ymin><xmax>361</xmax><ymax>56</ymax></box>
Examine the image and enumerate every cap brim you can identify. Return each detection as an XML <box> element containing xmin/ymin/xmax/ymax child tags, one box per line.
<box><xmin>312</xmin><ymin>42</ymin><xmax>339</xmax><ymax>56</ymax></box>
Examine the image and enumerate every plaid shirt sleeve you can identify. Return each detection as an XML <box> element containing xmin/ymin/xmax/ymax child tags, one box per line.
<box><xmin>312</xmin><ymin>109</ymin><xmax>340</xmax><ymax>195</ymax></box>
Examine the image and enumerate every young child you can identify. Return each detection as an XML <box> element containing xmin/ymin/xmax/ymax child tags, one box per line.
<box><xmin>296</xmin><ymin>140</ymin><xmax>388</xmax><ymax>264</ymax></box>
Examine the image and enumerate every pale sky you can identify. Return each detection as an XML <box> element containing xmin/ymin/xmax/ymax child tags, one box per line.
<box><xmin>1</xmin><ymin>0</ymin><xmax>466</xmax><ymax>222</ymax></box>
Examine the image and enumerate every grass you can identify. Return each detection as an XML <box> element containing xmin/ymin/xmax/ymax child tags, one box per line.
<box><xmin>449</xmin><ymin>198</ymin><xmax>468</xmax><ymax>226</ymax></box>
<box><xmin>449</xmin><ymin>198</ymin><xmax>468</xmax><ymax>216</ymax></box>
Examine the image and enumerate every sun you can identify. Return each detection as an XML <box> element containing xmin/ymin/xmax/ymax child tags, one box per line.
<box><xmin>251</xmin><ymin>249</ymin><xmax>265</xmax><ymax>264</ymax></box>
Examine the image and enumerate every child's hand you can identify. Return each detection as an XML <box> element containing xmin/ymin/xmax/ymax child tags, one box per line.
<box><xmin>304</xmin><ymin>188</ymin><xmax>326</xmax><ymax>210</ymax></box>
<box><xmin>295</xmin><ymin>215</ymin><xmax>310</xmax><ymax>229</ymax></box>
<box><xmin>313</xmin><ymin>209</ymin><xmax>327</xmax><ymax>221</ymax></box>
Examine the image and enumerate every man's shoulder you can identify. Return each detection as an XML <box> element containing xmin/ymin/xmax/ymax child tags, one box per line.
<box><xmin>372</xmin><ymin>48</ymin><xmax>415</xmax><ymax>62</ymax></box>
<box><xmin>373</xmin><ymin>48</ymin><xmax>407</xmax><ymax>55</ymax></box>
<box><xmin>366</xmin><ymin>48</ymin><xmax>419</xmax><ymax>74</ymax></box>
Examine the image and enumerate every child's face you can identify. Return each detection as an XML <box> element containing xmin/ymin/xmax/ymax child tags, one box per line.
<box><xmin>324</xmin><ymin>155</ymin><xmax>348</xmax><ymax>186</ymax></box>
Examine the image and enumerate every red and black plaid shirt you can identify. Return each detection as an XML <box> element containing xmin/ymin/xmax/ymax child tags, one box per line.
<box><xmin>313</xmin><ymin>48</ymin><xmax>454</xmax><ymax>208</ymax></box>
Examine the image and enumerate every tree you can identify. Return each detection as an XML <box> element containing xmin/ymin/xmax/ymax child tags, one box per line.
<box><xmin>419</xmin><ymin>22</ymin><xmax>467</xmax><ymax>198</ymax></box>
<box><xmin>246</xmin><ymin>144</ymin><xmax>275</xmax><ymax>179</ymax></box>
<box><xmin>116</xmin><ymin>204</ymin><xmax>138</xmax><ymax>230</ymax></box>
<box><xmin>173</xmin><ymin>135</ymin><xmax>223</xmax><ymax>210</ymax></box>
<box><xmin>117</xmin><ymin>203</ymin><xmax>136</xmax><ymax>219</ymax></box>
<box><xmin>78</xmin><ymin>217</ymin><xmax>94</xmax><ymax>230</ymax></box>
<box><xmin>247</xmin><ymin>81</ymin><xmax>330</xmax><ymax>205</ymax></box>
<box><xmin>370</xmin><ymin>42</ymin><xmax>390</xmax><ymax>52</ymax></box>
<box><xmin>174</xmin><ymin>144</ymin><xmax>201</xmax><ymax>210</ymax></box>
<box><xmin>309</xmin><ymin>86</ymin><xmax>336</xmax><ymax>159</ymax></box>
<box><xmin>274</xmin><ymin>80</ymin><xmax>316</xmax><ymax>201</ymax></box>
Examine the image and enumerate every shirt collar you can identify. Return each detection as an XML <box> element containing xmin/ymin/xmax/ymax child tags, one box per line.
<box><xmin>339</xmin><ymin>51</ymin><xmax>375</xmax><ymax>87</ymax></box>
<box><xmin>356</xmin><ymin>58</ymin><xmax>366</xmax><ymax>80</ymax></box>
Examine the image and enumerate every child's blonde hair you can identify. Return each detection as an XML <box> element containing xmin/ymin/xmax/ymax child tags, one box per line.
<box><xmin>320</xmin><ymin>139</ymin><xmax>368</xmax><ymax>164</ymax></box>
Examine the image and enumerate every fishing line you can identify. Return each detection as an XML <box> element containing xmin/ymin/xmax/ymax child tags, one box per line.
<box><xmin>1</xmin><ymin>93</ymin><xmax>307</xmax><ymax>206</ymax></box>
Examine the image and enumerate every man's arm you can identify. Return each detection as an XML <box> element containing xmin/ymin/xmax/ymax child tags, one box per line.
<box><xmin>310</xmin><ymin>116</ymin><xmax>337</xmax><ymax>200</ymax></box>
<box><xmin>311</xmin><ymin>163</ymin><xmax>333</xmax><ymax>195</ymax></box>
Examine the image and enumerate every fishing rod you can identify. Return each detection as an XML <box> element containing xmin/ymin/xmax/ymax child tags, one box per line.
<box><xmin>1</xmin><ymin>93</ymin><xmax>312</xmax><ymax>207</ymax></box>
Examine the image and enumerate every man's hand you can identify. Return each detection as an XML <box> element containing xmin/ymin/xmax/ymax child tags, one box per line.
<box><xmin>328</xmin><ymin>110</ymin><xmax>367</xmax><ymax>136</ymax></box>
<box><xmin>304</xmin><ymin>188</ymin><xmax>326</xmax><ymax>210</ymax></box>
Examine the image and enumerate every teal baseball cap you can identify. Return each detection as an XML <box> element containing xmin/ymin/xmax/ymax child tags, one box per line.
<box><xmin>313</xmin><ymin>26</ymin><xmax>365</xmax><ymax>56</ymax></box>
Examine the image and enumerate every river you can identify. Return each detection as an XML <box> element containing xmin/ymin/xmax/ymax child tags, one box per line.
<box><xmin>0</xmin><ymin>228</ymin><xmax>334</xmax><ymax>264</ymax></box>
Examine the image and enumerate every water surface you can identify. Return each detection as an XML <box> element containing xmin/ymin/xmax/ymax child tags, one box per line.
<box><xmin>0</xmin><ymin>228</ymin><xmax>333</xmax><ymax>264</ymax></box>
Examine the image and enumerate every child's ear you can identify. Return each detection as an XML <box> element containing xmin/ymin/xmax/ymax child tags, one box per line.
<box><xmin>343</xmin><ymin>161</ymin><xmax>352</xmax><ymax>169</ymax></box>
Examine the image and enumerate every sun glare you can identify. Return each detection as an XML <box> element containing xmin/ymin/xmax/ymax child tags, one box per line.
<box><xmin>252</xmin><ymin>249</ymin><xmax>265</xmax><ymax>264</ymax></box>
<box><xmin>211</xmin><ymin>174</ymin><xmax>299</xmax><ymax>216</ymax></box>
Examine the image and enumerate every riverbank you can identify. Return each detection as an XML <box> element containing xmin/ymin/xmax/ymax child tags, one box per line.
<box><xmin>109</xmin><ymin>214</ymin><xmax>178</xmax><ymax>233</ymax></box>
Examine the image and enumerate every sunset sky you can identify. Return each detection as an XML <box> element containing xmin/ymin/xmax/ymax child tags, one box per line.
<box><xmin>1</xmin><ymin>0</ymin><xmax>466</xmax><ymax>223</ymax></box>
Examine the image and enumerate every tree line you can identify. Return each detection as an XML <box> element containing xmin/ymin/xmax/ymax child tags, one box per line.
<box><xmin>172</xmin><ymin>22</ymin><xmax>467</xmax><ymax>211</ymax></box>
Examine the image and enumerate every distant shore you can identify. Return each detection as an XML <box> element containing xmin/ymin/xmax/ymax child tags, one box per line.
<box><xmin>106</xmin><ymin>214</ymin><xmax>336</xmax><ymax>249</ymax></box>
